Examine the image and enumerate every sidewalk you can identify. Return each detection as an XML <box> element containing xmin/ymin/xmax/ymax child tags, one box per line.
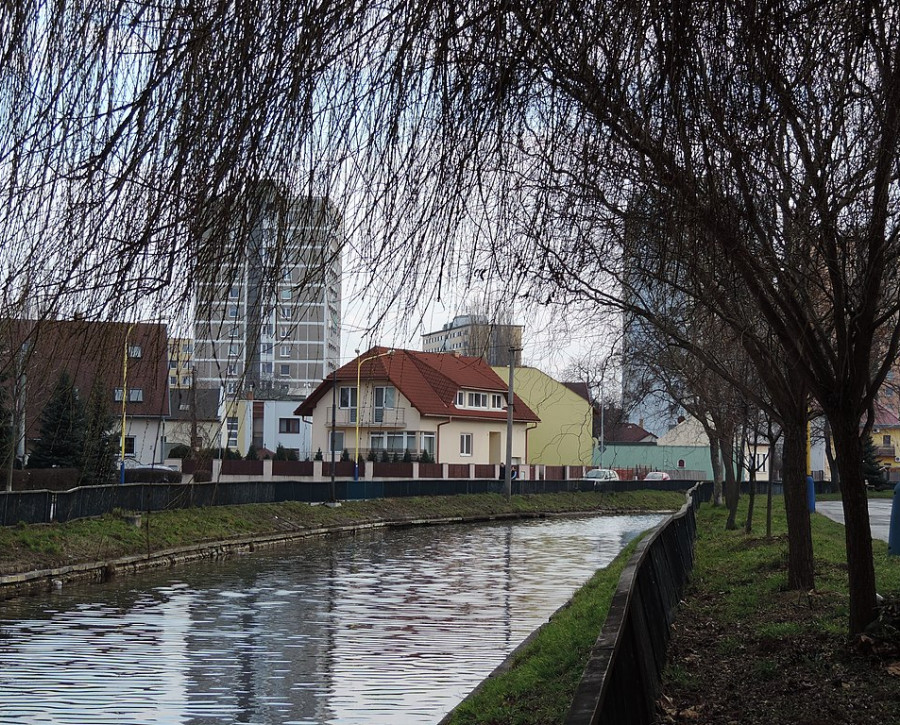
<box><xmin>815</xmin><ymin>499</ymin><xmax>893</xmax><ymax>542</ymax></box>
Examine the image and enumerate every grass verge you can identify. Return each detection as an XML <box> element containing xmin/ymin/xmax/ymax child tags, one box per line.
<box><xmin>443</xmin><ymin>537</ymin><xmax>642</xmax><ymax>725</ymax></box>
<box><xmin>0</xmin><ymin>489</ymin><xmax>683</xmax><ymax>577</ymax></box>
<box><xmin>658</xmin><ymin>494</ymin><xmax>900</xmax><ymax>725</ymax></box>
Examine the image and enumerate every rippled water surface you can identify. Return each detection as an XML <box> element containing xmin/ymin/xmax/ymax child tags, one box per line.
<box><xmin>0</xmin><ymin>513</ymin><xmax>663</xmax><ymax>724</ymax></box>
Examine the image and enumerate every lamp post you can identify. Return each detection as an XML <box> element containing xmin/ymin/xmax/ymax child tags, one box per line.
<box><xmin>354</xmin><ymin>348</ymin><xmax>395</xmax><ymax>481</ymax></box>
<box><xmin>504</xmin><ymin>346</ymin><xmax>522</xmax><ymax>500</ymax></box>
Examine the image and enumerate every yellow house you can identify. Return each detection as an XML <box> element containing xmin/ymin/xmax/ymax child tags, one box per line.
<box><xmin>493</xmin><ymin>366</ymin><xmax>593</xmax><ymax>466</ymax></box>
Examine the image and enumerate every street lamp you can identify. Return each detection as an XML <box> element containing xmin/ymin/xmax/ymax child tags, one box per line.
<box><xmin>355</xmin><ymin>348</ymin><xmax>395</xmax><ymax>481</ymax></box>
<box><xmin>504</xmin><ymin>346</ymin><xmax>522</xmax><ymax>500</ymax></box>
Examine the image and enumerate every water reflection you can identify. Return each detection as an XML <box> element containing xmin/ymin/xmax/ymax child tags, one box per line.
<box><xmin>0</xmin><ymin>513</ymin><xmax>663</xmax><ymax>724</ymax></box>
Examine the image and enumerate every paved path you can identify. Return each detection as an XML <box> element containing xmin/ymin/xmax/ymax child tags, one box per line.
<box><xmin>815</xmin><ymin>499</ymin><xmax>893</xmax><ymax>543</ymax></box>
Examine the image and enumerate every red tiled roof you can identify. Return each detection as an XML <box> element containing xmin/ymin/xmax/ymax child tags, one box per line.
<box><xmin>3</xmin><ymin>318</ymin><xmax>170</xmax><ymax>442</ymax></box>
<box><xmin>296</xmin><ymin>347</ymin><xmax>539</xmax><ymax>422</ymax></box>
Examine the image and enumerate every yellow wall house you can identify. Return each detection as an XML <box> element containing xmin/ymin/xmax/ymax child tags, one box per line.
<box><xmin>493</xmin><ymin>366</ymin><xmax>593</xmax><ymax>466</ymax></box>
<box><xmin>295</xmin><ymin>347</ymin><xmax>540</xmax><ymax>465</ymax></box>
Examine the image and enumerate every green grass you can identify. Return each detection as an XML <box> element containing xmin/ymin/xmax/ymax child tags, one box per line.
<box><xmin>0</xmin><ymin>490</ymin><xmax>684</xmax><ymax>576</ymax></box>
<box><xmin>444</xmin><ymin>538</ymin><xmax>642</xmax><ymax>725</ymax></box>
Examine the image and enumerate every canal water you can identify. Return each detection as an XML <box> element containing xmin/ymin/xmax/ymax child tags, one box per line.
<box><xmin>0</xmin><ymin>512</ymin><xmax>664</xmax><ymax>724</ymax></box>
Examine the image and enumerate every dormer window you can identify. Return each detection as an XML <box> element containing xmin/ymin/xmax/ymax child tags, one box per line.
<box><xmin>467</xmin><ymin>392</ymin><xmax>488</xmax><ymax>408</ymax></box>
<box><xmin>456</xmin><ymin>391</ymin><xmax>464</xmax><ymax>406</ymax></box>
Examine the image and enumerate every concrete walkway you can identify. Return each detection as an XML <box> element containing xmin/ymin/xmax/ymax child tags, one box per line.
<box><xmin>815</xmin><ymin>499</ymin><xmax>893</xmax><ymax>543</ymax></box>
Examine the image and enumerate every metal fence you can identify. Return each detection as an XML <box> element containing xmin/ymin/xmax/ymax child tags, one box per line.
<box><xmin>566</xmin><ymin>481</ymin><xmax>713</xmax><ymax>725</ymax></box>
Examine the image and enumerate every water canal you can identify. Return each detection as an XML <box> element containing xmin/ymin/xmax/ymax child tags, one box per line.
<box><xmin>0</xmin><ymin>512</ymin><xmax>665</xmax><ymax>724</ymax></box>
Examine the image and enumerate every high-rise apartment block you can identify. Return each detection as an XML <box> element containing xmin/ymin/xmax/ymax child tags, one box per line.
<box><xmin>421</xmin><ymin>315</ymin><xmax>523</xmax><ymax>367</ymax></box>
<box><xmin>193</xmin><ymin>183</ymin><xmax>342</xmax><ymax>401</ymax></box>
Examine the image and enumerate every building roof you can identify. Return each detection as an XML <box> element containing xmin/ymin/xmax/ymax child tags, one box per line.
<box><xmin>168</xmin><ymin>388</ymin><xmax>220</xmax><ymax>422</ymax></box>
<box><xmin>2</xmin><ymin>318</ymin><xmax>170</xmax><ymax>441</ymax></box>
<box><xmin>295</xmin><ymin>347</ymin><xmax>539</xmax><ymax>422</ymax></box>
<box><xmin>561</xmin><ymin>381</ymin><xmax>592</xmax><ymax>403</ymax></box>
<box><xmin>604</xmin><ymin>421</ymin><xmax>658</xmax><ymax>444</ymax></box>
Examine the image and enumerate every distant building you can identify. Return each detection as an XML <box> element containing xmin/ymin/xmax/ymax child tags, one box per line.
<box><xmin>494</xmin><ymin>367</ymin><xmax>593</xmax><ymax>465</ymax></box>
<box><xmin>1</xmin><ymin>318</ymin><xmax>170</xmax><ymax>464</ymax></box>
<box><xmin>193</xmin><ymin>181</ymin><xmax>342</xmax><ymax>402</ymax></box>
<box><xmin>296</xmin><ymin>347</ymin><xmax>539</xmax><ymax>465</ymax></box>
<box><xmin>167</xmin><ymin>337</ymin><xmax>195</xmax><ymax>390</ymax></box>
<box><xmin>421</xmin><ymin>315</ymin><xmax>523</xmax><ymax>367</ymax></box>
<box><xmin>166</xmin><ymin>387</ymin><xmax>221</xmax><ymax>455</ymax></box>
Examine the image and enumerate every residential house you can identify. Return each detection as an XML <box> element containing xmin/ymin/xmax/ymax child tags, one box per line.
<box><xmin>494</xmin><ymin>367</ymin><xmax>593</xmax><ymax>465</ymax></box>
<box><xmin>165</xmin><ymin>387</ymin><xmax>222</xmax><ymax>456</ymax></box>
<box><xmin>869</xmin><ymin>401</ymin><xmax>900</xmax><ymax>474</ymax></box>
<box><xmin>295</xmin><ymin>347</ymin><xmax>539</xmax><ymax>465</ymax></box>
<box><xmin>1</xmin><ymin>318</ymin><xmax>170</xmax><ymax>465</ymax></box>
<box><xmin>221</xmin><ymin>396</ymin><xmax>312</xmax><ymax>459</ymax></box>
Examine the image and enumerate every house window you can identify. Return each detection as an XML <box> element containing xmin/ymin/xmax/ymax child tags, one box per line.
<box><xmin>467</xmin><ymin>392</ymin><xmax>488</xmax><ymax>408</ymax></box>
<box><xmin>339</xmin><ymin>387</ymin><xmax>358</xmax><ymax>409</ymax></box>
<box><xmin>229</xmin><ymin>286</ymin><xmax>239</xmax><ymax>299</ymax></box>
<box><xmin>421</xmin><ymin>432</ymin><xmax>435</xmax><ymax>456</ymax></box>
<box><xmin>280</xmin><ymin>289</ymin><xmax>292</xmax><ymax>300</ymax></box>
<box><xmin>279</xmin><ymin>364</ymin><xmax>290</xmax><ymax>376</ymax></box>
<box><xmin>329</xmin><ymin>430</ymin><xmax>345</xmax><ymax>453</ymax></box>
<box><xmin>169</xmin><ymin>360</ymin><xmax>177</xmax><ymax>369</ymax></box>
<box><xmin>884</xmin><ymin>435</ymin><xmax>891</xmax><ymax>446</ymax></box>
<box><xmin>374</xmin><ymin>386</ymin><xmax>395</xmax><ymax>422</ymax></box>
<box><xmin>228</xmin><ymin>344</ymin><xmax>239</xmax><ymax>356</ymax></box>
<box><xmin>228</xmin><ymin>305</ymin><xmax>239</xmax><ymax>318</ymax></box>
<box><xmin>227</xmin><ymin>381</ymin><xmax>238</xmax><ymax>394</ymax></box>
<box><xmin>280</xmin><ymin>326</ymin><xmax>291</xmax><ymax>339</ymax></box>
<box><xmin>226</xmin><ymin>364</ymin><xmax>237</xmax><ymax>376</ymax></box>
<box><xmin>492</xmin><ymin>394</ymin><xmax>504</xmax><ymax>409</ymax></box>
<box><xmin>456</xmin><ymin>391</ymin><xmax>464</xmax><ymax>406</ymax></box>
<box><xmin>123</xmin><ymin>436</ymin><xmax>135</xmax><ymax>456</ymax></box>
<box><xmin>261</xmin><ymin>362</ymin><xmax>273</xmax><ymax>374</ymax></box>
<box><xmin>678</xmin><ymin>459</ymin><xmax>685</xmax><ymax>468</ymax></box>
<box><xmin>128</xmin><ymin>345</ymin><xmax>142</xmax><ymax>358</ymax></box>
<box><xmin>260</xmin><ymin>343</ymin><xmax>273</xmax><ymax>355</ymax></box>
<box><xmin>279</xmin><ymin>418</ymin><xmax>301</xmax><ymax>434</ymax></box>
<box><xmin>460</xmin><ymin>433</ymin><xmax>472</xmax><ymax>456</ymax></box>
<box><xmin>169</xmin><ymin>376</ymin><xmax>178</xmax><ymax>386</ymax></box>
<box><xmin>226</xmin><ymin>417</ymin><xmax>238</xmax><ymax>447</ymax></box>
<box><xmin>279</xmin><ymin>307</ymin><xmax>291</xmax><ymax>319</ymax></box>
<box><xmin>128</xmin><ymin>388</ymin><xmax>143</xmax><ymax>403</ymax></box>
<box><xmin>229</xmin><ymin>326</ymin><xmax>239</xmax><ymax>337</ymax></box>
<box><xmin>386</xmin><ymin>432</ymin><xmax>406</xmax><ymax>451</ymax></box>
<box><xmin>370</xmin><ymin>432</ymin><xmax>385</xmax><ymax>450</ymax></box>
<box><xmin>261</xmin><ymin>323</ymin><xmax>272</xmax><ymax>336</ymax></box>
<box><xmin>280</xmin><ymin>344</ymin><xmax>291</xmax><ymax>358</ymax></box>
<box><xmin>181</xmin><ymin>375</ymin><xmax>192</xmax><ymax>387</ymax></box>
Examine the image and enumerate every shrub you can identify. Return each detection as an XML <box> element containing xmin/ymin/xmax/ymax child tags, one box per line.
<box><xmin>168</xmin><ymin>444</ymin><xmax>191</xmax><ymax>459</ymax></box>
<box><xmin>193</xmin><ymin>469</ymin><xmax>212</xmax><ymax>483</ymax></box>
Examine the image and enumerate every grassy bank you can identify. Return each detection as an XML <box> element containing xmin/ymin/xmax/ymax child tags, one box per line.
<box><xmin>444</xmin><ymin>537</ymin><xmax>642</xmax><ymax>724</ymax></box>
<box><xmin>659</xmin><ymin>496</ymin><xmax>900</xmax><ymax>725</ymax></box>
<box><xmin>0</xmin><ymin>489</ymin><xmax>684</xmax><ymax>577</ymax></box>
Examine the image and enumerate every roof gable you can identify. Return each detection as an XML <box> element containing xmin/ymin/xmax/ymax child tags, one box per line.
<box><xmin>296</xmin><ymin>347</ymin><xmax>539</xmax><ymax>421</ymax></box>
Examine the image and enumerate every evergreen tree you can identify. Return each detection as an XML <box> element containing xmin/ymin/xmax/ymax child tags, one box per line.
<box><xmin>861</xmin><ymin>434</ymin><xmax>885</xmax><ymax>488</ymax></box>
<box><xmin>80</xmin><ymin>383</ymin><xmax>116</xmax><ymax>486</ymax></box>
<box><xmin>245</xmin><ymin>444</ymin><xmax>258</xmax><ymax>461</ymax></box>
<box><xmin>28</xmin><ymin>372</ymin><xmax>86</xmax><ymax>469</ymax></box>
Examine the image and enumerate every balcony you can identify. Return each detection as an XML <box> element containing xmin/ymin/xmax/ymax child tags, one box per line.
<box><xmin>875</xmin><ymin>445</ymin><xmax>896</xmax><ymax>458</ymax></box>
<box><xmin>328</xmin><ymin>406</ymin><xmax>407</xmax><ymax>428</ymax></box>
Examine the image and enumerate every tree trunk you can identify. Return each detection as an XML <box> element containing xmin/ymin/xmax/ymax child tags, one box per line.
<box><xmin>709</xmin><ymin>438</ymin><xmax>724</xmax><ymax>505</ymax></box>
<box><xmin>830</xmin><ymin>416</ymin><xmax>877</xmax><ymax>634</ymax></box>
<box><xmin>745</xmin><ymin>466</ymin><xmax>756</xmax><ymax>534</ymax></box>
<box><xmin>720</xmin><ymin>435</ymin><xmax>739</xmax><ymax>530</ymax></box>
<box><xmin>782</xmin><ymin>419</ymin><xmax>815</xmax><ymax>590</ymax></box>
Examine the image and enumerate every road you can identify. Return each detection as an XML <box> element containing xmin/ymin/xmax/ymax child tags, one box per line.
<box><xmin>815</xmin><ymin>498</ymin><xmax>894</xmax><ymax>542</ymax></box>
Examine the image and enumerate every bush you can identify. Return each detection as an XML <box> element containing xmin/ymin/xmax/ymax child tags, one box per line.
<box><xmin>193</xmin><ymin>469</ymin><xmax>212</xmax><ymax>483</ymax></box>
<box><xmin>418</xmin><ymin>450</ymin><xmax>433</xmax><ymax>464</ymax></box>
<box><xmin>340</xmin><ymin>448</ymin><xmax>351</xmax><ymax>462</ymax></box>
<box><xmin>402</xmin><ymin>449</ymin><xmax>412</xmax><ymax>463</ymax></box>
<box><xmin>168</xmin><ymin>444</ymin><xmax>191</xmax><ymax>459</ymax></box>
<box><xmin>313</xmin><ymin>448</ymin><xmax>323</xmax><ymax>461</ymax></box>
<box><xmin>123</xmin><ymin>468</ymin><xmax>181</xmax><ymax>484</ymax></box>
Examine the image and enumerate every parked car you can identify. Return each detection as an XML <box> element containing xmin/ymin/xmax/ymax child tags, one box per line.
<box><xmin>582</xmin><ymin>468</ymin><xmax>620</xmax><ymax>488</ymax></box>
<box><xmin>643</xmin><ymin>471</ymin><xmax>671</xmax><ymax>481</ymax></box>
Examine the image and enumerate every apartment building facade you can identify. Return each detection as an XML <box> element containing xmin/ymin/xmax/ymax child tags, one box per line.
<box><xmin>421</xmin><ymin>314</ymin><xmax>523</xmax><ymax>367</ymax></box>
<box><xmin>193</xmin><ymin>182</ymin><xmax>342</xmax><ymax>402</ymax></box>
